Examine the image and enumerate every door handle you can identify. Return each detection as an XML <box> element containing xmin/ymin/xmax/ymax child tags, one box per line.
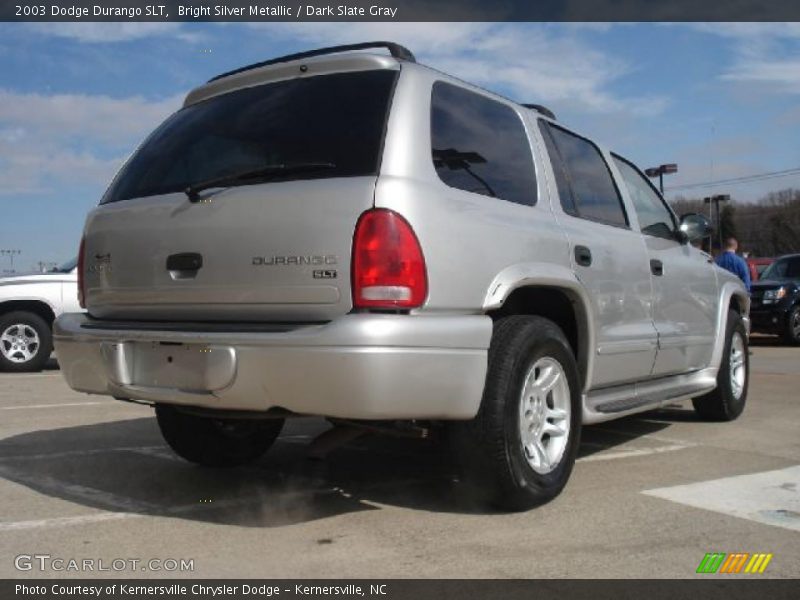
<box><xmin>650</xmin><ymin>259</ymin><xmax>664</xmax><ymax>276</ymax></box>
<box><xmin>574</xmin><ymin>245</ymin><xmax>592</xmax><ymax>267</ymax></box>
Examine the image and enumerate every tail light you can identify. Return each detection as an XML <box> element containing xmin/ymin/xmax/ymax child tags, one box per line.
<box><xmin>352</xmin><ymin>208</ymin><xmax>427</xmax><ymax>309</ymax></box>
<box><xmin>77</xmin><ymin>236</ymin><xmax>86</xmax><ymax>309</ymax></box>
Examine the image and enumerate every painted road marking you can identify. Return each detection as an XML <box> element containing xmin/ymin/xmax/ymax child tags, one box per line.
<box><xmin>0</xmin><ymin>512</ymin><xmax>141</xmax><ymax>532</ymax></box>
<box><xmin>643</xmin><ymin>465</ymin><xmax>800</xmax><ymax>532</ymax></box>
<box><xmin>0</xmin><ymin>475</ymin><xmax>340</xmax><ymax>532</ymax></box>
<box><xmin>0</xmin><ymin>464</ymin><xmax>162</xmax><ymax>512</ymax></box>
<box><xmin>578</xmin><ymin>444</ymin><xmax>695</xmax><ymax>462</ymax></box>
<box><xmin>126</xmin><ymin>447</ymin><xmax>185</xmax><ymax>463</ymax></box>
<box><xmin>0</xmin><ymin>372</ymin><xmax>62</xmax><ymax>380</ymax></box>
<box><xmin>591</xmin><ymin>424</ymin><xmax>692</xmax><ymax>446</ymax></box>
<box><xmin>0</xmin><ymin>445</ymin><xmax>165</xmax><ymax>462</ymax></box>
<box><xmin>0</xmin><ymin>401</ymin><xmax>111</xmax><ymax>411</ymax></box>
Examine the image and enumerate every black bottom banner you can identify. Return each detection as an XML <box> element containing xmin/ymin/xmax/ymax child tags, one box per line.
<box><xmin>3</xmin><ymin>579</ymin><xmax>799</xmax><ymax>600</ymax></box>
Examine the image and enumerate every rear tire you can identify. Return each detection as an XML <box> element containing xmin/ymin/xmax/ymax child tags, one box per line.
<box><xmin>156</xmin><ymin>405</ymin><xmax>284</xmax><ymax>467</ymax></box>
<box><xmin>450</xmin><ymin>315</ymin><xmax>581</xmax><ymax>511</ymax></box>
<box><xmin>781</xmin><ymin>305</ymin><xmax>800</xmax><ymax>346</ymax></box>
<box><xmin>692</xmin><ymin>309</ymin><xmax>748</xmax><ymax>421</ymax></box>
<box><xmin>0</xmin><ymin>311</ymin><xmax>52</xmax><ymax>373</ymax></box>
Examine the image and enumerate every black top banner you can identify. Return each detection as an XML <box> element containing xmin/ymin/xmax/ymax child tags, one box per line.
<box><xmin>3</xmin><ymin>0</ymin><xmax>800</xmax><ymax>22</ymax></box>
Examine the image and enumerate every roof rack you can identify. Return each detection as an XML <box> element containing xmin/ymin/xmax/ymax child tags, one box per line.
<box><xmin>208</xmin><ymin>41</ymin><xmax>416</xmax><ymax>83</ymax></box>
<box><xmin>522</xmin><ymin>103</ymin><xmax>557</xmax><ymax>120</ymax></box>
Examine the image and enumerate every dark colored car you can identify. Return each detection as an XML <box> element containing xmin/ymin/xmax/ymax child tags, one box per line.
<box><xmin>750</xmin><ymin>254</ymin><xmax>800</xmax><ymax>344</ymax></box>
<box><xmin>746</xmin><ymin>257</ymin><xmax>774</xmax><ymax>282</ymax></box>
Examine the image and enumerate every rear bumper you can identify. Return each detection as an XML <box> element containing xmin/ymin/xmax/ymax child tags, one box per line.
<box><xmin>53</xmin><ymin>313</ymin><xmax>491</xmax><ymax>420</ymax></box>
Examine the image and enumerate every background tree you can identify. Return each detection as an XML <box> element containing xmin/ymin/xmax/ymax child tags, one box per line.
<box><xmin>719</xmin><ymin>203</ymin><xmax>737</xmax><ymax>244</ymax></box>
<box><xmin>669</xmin><ymin>188</ymin><xmax>800</xmax><ymax>257</ymax></box>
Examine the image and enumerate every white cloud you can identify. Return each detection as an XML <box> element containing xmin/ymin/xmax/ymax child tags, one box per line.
<box><xmin>0</xmin><ymin>90</ymin><xmax>182</xmax><ymax>143</ymax></box>
<box><xmin>676</xmin><ymin>23</ymin><xmax>800</xmax><ymax>95</ymax></box>
<box><xmin>27</xmin><ymin>22</ymin><xmax>202</xmax><ymax>43</ymax></box>
<box><xmin>249</xmin><ymin>22</ymin><xmax>667</xmax><ymax>116</ymax></box>
<box><xmin>680</xmin><ymin>23</ymin><xmax>800</xmax><ymax>39</ymax></box>
<box><xmin>720</xmin><ymin>56</ymin><xmax>800</xmax><ymax>94</ymax></box>
<box><xmin>0</xmin><ymin>90</ymin><xmax>183</xmax><ymax>195</ymax></box>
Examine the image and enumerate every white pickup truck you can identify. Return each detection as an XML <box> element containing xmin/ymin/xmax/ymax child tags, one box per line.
<box><xmin>0</xmin><ymin>258</ymin><xmax>81</xmax><ymax>372</ymax></box>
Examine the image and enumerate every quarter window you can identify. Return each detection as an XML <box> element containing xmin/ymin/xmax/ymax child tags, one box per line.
<box><xmin>431</xmin><ymin>82</ymin><xmax>537</xmax><ymax>206</ymax></box>
<box><xmin>612</xmin><ymin>155</ymin><xmax>677</xmax><ymax>239</ymax></box>
<box><xmin>541</xmin><ymin>122</ymin><xmax>628</xmax><ymax>227</ymax></box>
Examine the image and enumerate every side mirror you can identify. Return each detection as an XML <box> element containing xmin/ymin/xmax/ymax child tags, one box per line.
<box><xmin>678</xmin><ymin>213</ymin><xmax>713</xmax><ymax>243</ymax></box>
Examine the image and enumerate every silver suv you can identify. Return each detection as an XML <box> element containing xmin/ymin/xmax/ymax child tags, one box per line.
<box><xmin>54</xmin><ymin>42</ymin><xmax>750</xmax><ymax>510</ymax></box>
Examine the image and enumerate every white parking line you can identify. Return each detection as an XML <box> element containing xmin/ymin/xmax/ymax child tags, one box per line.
<box><xmin>643</xmin><ymin>465</ymin><xmax>800</xmax><ymax>532</ymax></box>
<box><xmin>0</xmin><ymin>476</ymin><xmax>341</xmax><ymax>532</ymax></box>
<box><xmin>0</xmin><ymin>445</ymin><xmax>432</xmax><ymax>532</ymax></box>
<box><xmin>591</xmin><ymin>425</ymin><xmax>693</xmax><ymax>446</ymax></box>
<box><xmin>0</xmin><ymin>445</ymin><xmax>164</xmax><ymax>462</ymax></box>
<box><xmin>0</xmin><ymin>372</ymin><xmax>62</xmax><ymax>379</ymax></box>
<box><xmin>126</xmin><ymin>447</ymin><xmax>184</xmax><ymax>463</ymax></box>
<box><xmin>0</xmin><ymin>464</ymin><xmax>161</xmax><ymax>513</ymax></box>
<box><xmin>578</xmin><ymin>444</ymin><xmax>695</xmax><ymax>462</ymax></box>
<box><xmin>0</xmin><ymin>401</ymin><xmax>111</xmax><ymax>411</ymax></box>
<box><xmin>0</xmin><ymin>512</ymin><xmax>140</xmax><ymax>532</ymax></box>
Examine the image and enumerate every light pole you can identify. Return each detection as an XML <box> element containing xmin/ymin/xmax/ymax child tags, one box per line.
<box><xmin>644</xmin><ymin>163</ymin><xmax>678</xmax><ymax>194</ymax></box>
<box><xmin>703</xmin><ymin>194</ymin><xmax>730</xmax><ymax>251</ymax></box>
<box><xmin>0</xmin><ymin>249</ymin><xmax>21</xmax><ymax>273</ymax></box>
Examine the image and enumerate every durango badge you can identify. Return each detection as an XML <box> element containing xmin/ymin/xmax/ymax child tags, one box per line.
<box><xmin>252</xmin><ymin>255</ymin><xmax>337</xmax><ymax>266</ymax></box>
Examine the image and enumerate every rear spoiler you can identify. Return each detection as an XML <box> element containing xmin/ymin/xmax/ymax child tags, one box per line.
<box><xmin>209</xmin><ymin>41</ymin><xmax>416</xmax><ymax>83</ymax></box>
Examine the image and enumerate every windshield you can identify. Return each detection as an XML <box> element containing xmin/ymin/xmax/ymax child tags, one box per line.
<box><xmin>102</xmin><ymin>69</ymin><xmax>398</xmax><ymax>204</ymax></box>
<box><xmin>760</xmin><ymin>257</ymin><xmax>800</xmax><ymax>282</ymax></box>
<box><xmin>52</xmin><ymin>257</ymin><xmax>78</xmax><ymax>273</ymax></box>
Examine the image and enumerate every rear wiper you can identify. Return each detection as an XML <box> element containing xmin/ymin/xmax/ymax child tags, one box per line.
<box><xmin>184</xmin><ymin>162</ymin><xmax>336</xmax><ymax>202</ymax></box>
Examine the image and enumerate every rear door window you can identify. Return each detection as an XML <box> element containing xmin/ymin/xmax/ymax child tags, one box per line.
<box><xmin>430</xmin><ymin>81</ymin><xmax>537</xmax><ymax>206</ymax></box>
<box><xmin>541</xmin><ymin>122</ymin><xmax>628</xmax><ymax>227</ymax></box>
<box><xmin>102</xmin><ymin>70</ymin><xmax>398</xmax><ymax>204</ymax></box>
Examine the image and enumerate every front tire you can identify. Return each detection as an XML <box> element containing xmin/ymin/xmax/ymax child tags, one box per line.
<box><xmin>781</xmin><ymin>305</ymin><xmax>800</xmax><ymax>346</ymax></box>
<box><xmin>692</xmin><ymin>309</ymin><xmax>748</xmax><ymax>421</ymax></box>
<box><xmin>156</xmin><ymin>405</ymin><xmax>284</xmax><ymax>467</ymax></box>
<box><xmin>0</xmin><ymin>311</ymin><xmax>52</xmax><ymax>373</ymax></box>
<box><xmin>450</xmin><ymin>315</ymin><xmax>582</xmax><ymax>511</ymax></box>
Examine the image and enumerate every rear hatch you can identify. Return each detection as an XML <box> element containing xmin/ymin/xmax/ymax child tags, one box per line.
<box><xmin>83</xmin><ymin>67</ymin><xmax>398</xmax><ymax>322</ymax></box>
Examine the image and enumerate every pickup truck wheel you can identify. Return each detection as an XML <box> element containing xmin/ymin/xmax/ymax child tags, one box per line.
<box><xmin>155</xmin><ymin>406</ymin><xmax>284</xmax><ymax>467</ymax></box>
<box><xmin>781</xmin><ymin>305</ymin><xmax>800</xmax><ymax>345</ymax></box>
<box><xmin>692</xmin><ymin>310</ymin><xmax>748</xmax><ymax>421</ymax></box>
<box><xmin>450</xmin><ymin>315</ymin><xmax>581</xmax><ymax>511</ymax></box>
<box><xmin>0</xmin><ymin>311</ymin><xmax>52</xmax><ymax>373</ymax></box>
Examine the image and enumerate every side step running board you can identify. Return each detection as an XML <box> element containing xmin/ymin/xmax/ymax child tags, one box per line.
<box><xmin>583</xmin><ymin>368</ymin><xmax>718</xmax><ymax>424</ymax></box>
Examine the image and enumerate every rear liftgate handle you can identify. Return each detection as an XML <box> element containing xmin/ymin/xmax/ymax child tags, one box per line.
<box><xmin>167</xmin><ymin>252</ymin><xmax>203</xmax><ymax>279</ymax></box>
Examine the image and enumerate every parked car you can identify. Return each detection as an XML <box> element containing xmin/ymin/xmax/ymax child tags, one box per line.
<box><xmin>0</xmin><ymin>258</ymin><xmax>81</xmax><ymax>372</ymax></box>
<box><xmin>53</xmin><ymin>42</ymin><xmax>751</xmax><ymax>510</ymax></box>
<box><xmin>750</xmin><ymin>254</ymin><xmax>800</xmax><ymax>344</ymax></box>
<box><xmin>746</xmin><ymin>256</ymin><xmax>774</xmax><ymax>283</ymax></box>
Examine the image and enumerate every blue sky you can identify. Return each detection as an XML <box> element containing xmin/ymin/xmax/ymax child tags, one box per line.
<box><xmin>1</xmin><ymin>22</ymin><xmax>800</xmax><ymax>270</ymax></box>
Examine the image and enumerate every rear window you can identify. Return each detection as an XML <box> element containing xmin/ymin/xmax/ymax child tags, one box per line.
<box><xmin>430</xmin><ymin>81</ymin><xmax>537</xmax><ymax>206</ymax></box>
<box><xmin>102</xmin><ymin>70</ymin><xmax>398</xmax><ymax>204</ymax></box>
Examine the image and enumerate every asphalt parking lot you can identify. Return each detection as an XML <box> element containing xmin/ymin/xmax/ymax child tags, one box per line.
<box><xmin>0</xmin><ymin>338</ymin><xmax>798</xmax><ymax>579</ymax></box>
